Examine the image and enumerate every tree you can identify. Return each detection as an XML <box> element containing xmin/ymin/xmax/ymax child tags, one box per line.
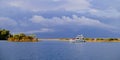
<box><xmin>0</xmin><ymin>29</ymin><xmax>11</xmax><ymax>40</ymax></box>
<box><xmin>29</xmin><ymin>34</ymin><xmax>36</xmax><ymax>38</ymax></box>
<box><xmin>13</xmin><ymin>34</ymin><xmax>20</xmax><ymax>39</ymax></box>
<box><xmin>8</xmin><ymin>33</ymin><xmax>38</xmax><ymax>42</ymax></box>
<box><xmin>19</xmin><ymin>33</ymin><xmax>26</xmax><ymax>39</ymax></box>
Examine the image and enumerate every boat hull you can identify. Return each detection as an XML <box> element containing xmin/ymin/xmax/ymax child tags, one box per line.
<box><xmin>70</xmin><ymin>39</ymin><xmax>85</xmax><ymax>43</ymax></box>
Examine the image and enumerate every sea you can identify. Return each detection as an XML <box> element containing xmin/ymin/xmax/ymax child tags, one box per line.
<box><xmin>0</xmin><ymin>40</ymin><xmax>120</xmax><ymax>60</ymax></box>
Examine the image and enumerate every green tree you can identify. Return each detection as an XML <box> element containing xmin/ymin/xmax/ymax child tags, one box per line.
<box><xmin>29</xmin><ymin>34</ymin><xmax>36</xmax><ymax>38</ymax></box>
<box><xmin>19</xmin><ymin>33</ymin><xmax>26</xmax><ymax>39</ymax></box>
<box><xmin>0</xmin><ymin>29</ymin><xmax>11</xmax><ymax>40</ymax></box>
<box><xmin>13</xmin><ymin>34</ymin><xmax>20</xmax><ymax>39</ymax></box>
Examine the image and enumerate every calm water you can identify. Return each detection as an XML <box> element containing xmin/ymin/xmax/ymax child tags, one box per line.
<box><xmin>0</xmin><ymin>40</ymin><xmax>120</xmax><ymax>60</ymax></box>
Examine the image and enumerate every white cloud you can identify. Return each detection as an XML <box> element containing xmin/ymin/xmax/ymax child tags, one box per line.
<box><xmin>30</xmin><ymin>15</ymin><xmax>45</xmax><ymax>23</ymax></box>
<box><xmin>53</xmin><ymin>0</ymin><xmax>60</xmax><ymax>2</ymax></box>
<box><xmin>9</xmin><ymin>1</ymin><xmax>23</xmax><ymax>8</ymax></box>
<box><xmin>0</xmin><ymin>0</ymin><xmax>120</xmax><ymax>37</ymax></box>
<box><xmin>62</xmin><ymin>0</ymin><xmax>91</xmax><ymax>12</ymax></box>
<box><xmin>6</xmin><ymin>0</ymin><xmax>91</xmax><ymax>12</ymax></box>
<box><xmin>1</xmin><ymin>0</ymin><xmax>120</xmax><ymax>18</ymax></box>
<box><xmin>30</xmin><ymin>15</ymin><xmax>113</xmax><ymax>29</ymax></box>
<box><xmin>89</xmin><ymin>8</ymin><xmax>120</xmax><ymax>18</ymax></box>
<box><xmin>21</xmin><ymin>28</ymin><xmax>54</xmax><ymax>34</ymax></box>
<box><xmin>0</xmin><ymin>17</ymin><xmax>17</xmax><ymax>27</ymax></box>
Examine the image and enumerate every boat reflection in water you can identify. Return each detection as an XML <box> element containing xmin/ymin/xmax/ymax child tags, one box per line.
<box><xmin>70</xmin><ymin>34</ymin><xmax>86</xmax><ymax>43</ymax></box>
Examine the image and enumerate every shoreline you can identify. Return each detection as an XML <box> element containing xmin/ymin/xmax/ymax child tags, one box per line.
<box><xmin>38</xmin><ymin>38</ymin><xmax>120</xmax><ymax>42</ymax></box>
<box><xmin>1</xmin><ymin>38</ymin><xmax>120</xmax><ymax>42</ymax></box>
<box><xmin>59</xmin><ymin>38</ymin><xmax>120</xmax><ymax>42</ymax></box>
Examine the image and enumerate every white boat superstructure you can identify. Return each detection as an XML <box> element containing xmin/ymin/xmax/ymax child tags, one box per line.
<box><xmin>70</xmin><ymin>34</ymin><xmax>85</xmax><ymax>43</ymax></box>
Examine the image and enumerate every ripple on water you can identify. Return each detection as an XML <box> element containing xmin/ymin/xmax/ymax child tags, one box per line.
<box><xmin>0</xmin><ymin>41</ymin><xmax>120</xmax><ymax>60</ymax></box>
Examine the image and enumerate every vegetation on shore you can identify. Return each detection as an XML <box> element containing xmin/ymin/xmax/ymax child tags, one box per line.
<box><xmin>60</xmin><ymin>38</ymin><xmax>120</xmax><ymax>42</ymax></box>
<box><xmin>1</xmin><ymin>29</ymin><xmax>120</xmax><ymax>42</ymax></box>
<box><xmin>0</xmin><ymin>29</ymin><xmax>38</xmax><ymax>42</ymax></box>
<box><xmin>8</xmin><ymin>33</ymin><xmax>38</xmax><ymax>42</ymax></box>
<box><xmin>0</xmin><ymin>29</ymin><xmax>11</xmax><ymax>40</ymax></box>
<box><xmin>84</xmin><ymin>38</ymin><xmax>120</xmax><ymax>42</ymax></box>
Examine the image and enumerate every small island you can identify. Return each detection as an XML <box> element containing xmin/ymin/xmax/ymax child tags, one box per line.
<box><xmin>8</xmin><ymin>33</ymin><xmax>38</xmax><ymax>42</ymax></box>
<box><xmin>0</xmin><ymin>29</ymin><xmax>38</xmax><ymax>42</ymax></box>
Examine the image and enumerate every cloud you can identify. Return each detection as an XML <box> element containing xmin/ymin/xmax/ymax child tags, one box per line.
<box><xmin>90</xmin><ymin>0</ymin><xmax>120</xmax><ymax>10</ymax></box>
<box><xmin>30</xmin><ymin>15</ymin><xmax>113</xmax><ymax>29</ymax></box>
<box><xmin>61</xmin><ymin>0</ymin><xmax>91</xmax><ymax>12</ymax></box>
<box><xmin>0</xmin><ymin>17</ymin><xmax>17</xmax><ymax>27</ymax></box>
<box><xmin>53</xmin><ymin>0</ymin><xmax>60</xmax><ymax>2</ymax></box>
<box><xmin>89</xmin><ymin>8</ymin><xmax>120</xmax><ymax>18</ymax></box>
<box><xmin>0</xmin><ymin>0</ymin><xmax>120</xmax><ymax>37</ymax></box>
<box><xmin>22</xmin><ymin>28</ymin><xmax>54</xmax><ymax>34</ymax></box>
<box><xmin>30</xmin><ymin>15</ymin><xmax>45</xmax><ymax>23</ymax></box>
<box><xmin>5</xmin><ymin>0</ymin><xmax>91</xmax><ymax>12</ymax></box>
<box><xmin>88</xmin><ymin>0</ymin><xmax>120</xmax><ymax>18</ymax></box>
<box><xmin>3</xmin><ymin>0</ymin><xmax>120</xmax><ymax>19</ymax></box>
<box><xmin>6</xmin><ymin>14</ymin><xmax>113</xmax><ymax>34</ymax></box>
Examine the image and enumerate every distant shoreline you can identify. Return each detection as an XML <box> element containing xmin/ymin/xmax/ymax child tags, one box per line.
<box><xmin>59</xmin><ymin>38</ymin><xmax>120</xmax><ymax>42</ymax></box>
<box><xmin>1</xmin><ymin>38</ymin><xmax>120</xmax><ymax>42</ymax></box>
<box><xmin>38</xmin><ymin>38</ymin><xmax>120</xmax><ymax>42</ymax></box>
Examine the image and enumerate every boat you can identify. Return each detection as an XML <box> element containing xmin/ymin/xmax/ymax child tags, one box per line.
<box><xmin>70</xmin><ymin>34</ymin><xmax>85</xmax><ymax>43</ymax></box>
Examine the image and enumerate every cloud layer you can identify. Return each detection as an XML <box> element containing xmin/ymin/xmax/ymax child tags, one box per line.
<box><xmin>0</xmin><ymin>0</ymin><xmax>120</xmax><ymax>38</ymax></box>
<box><xmin>0</xmin><ymin>17</ymin><xmax>17</xmax><ymax>27</ymax></box>
<box><xmin>30</xmin><ymin>15</ymin><xmax>112</xmax><ymax>28</ymax></box>
<box><xmin>6</xmin><ymin>0</ymin><xmax>90</xmax><ymax>12</ymax></box>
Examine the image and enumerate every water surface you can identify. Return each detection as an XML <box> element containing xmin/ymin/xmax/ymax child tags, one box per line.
<box><xmin>0</xmin><ymin>40</ymin><xmax>120</xmax><ymax>60</ymax></box>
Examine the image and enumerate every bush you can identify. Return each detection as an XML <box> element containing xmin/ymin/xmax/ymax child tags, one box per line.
<box><xmin>8</xmin><ymin>33</ymin><xmax>38</xmax><ymax>42</ymax></box>
<box><xmin>0</xmin><ymin>29</ymin><xmax>11</xmax><ymax>40</ymax></box>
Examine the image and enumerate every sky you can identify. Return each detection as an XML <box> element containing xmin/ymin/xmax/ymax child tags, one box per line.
<box><xmin>0</xmin><ymin>0</ymin><xmax>120</xmax><ymax>38</ymax></box>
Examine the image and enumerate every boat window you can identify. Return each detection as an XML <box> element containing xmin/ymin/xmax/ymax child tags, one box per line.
<box><xmin>77</xmin><ymin>38</ymin><xmax>79</xmax><ymax>39</ymax></box>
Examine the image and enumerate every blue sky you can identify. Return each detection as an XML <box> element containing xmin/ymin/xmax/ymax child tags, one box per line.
<box><xmin>0</xmin><ymin>0</ymin><xmax>120</xmax><ymax>38</ymax></box>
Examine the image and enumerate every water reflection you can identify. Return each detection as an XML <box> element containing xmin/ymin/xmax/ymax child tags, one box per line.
<box><xmin>0</xmin><ymin>41</ymin><xmax>120</xmax><ymax>60</ymax></box>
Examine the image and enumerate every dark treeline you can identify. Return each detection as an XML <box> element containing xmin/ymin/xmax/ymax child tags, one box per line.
<box><xmin>0</xmin><ymin>29</ymin><xmax>11</xmax><ymax>40</ymax></box>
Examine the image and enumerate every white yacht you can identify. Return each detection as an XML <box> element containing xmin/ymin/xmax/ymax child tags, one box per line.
<box><xmin>70</xmin><ymin>34</ymin><xmax>85</xmax><ymax>43</ymax></box>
